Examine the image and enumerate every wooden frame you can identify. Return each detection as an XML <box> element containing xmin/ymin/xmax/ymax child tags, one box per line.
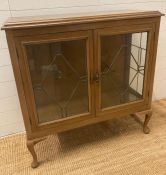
<box><xmin>2</xmin><ymin>10</ymin><xmax>163</xmax><ymax>168</ymax></box>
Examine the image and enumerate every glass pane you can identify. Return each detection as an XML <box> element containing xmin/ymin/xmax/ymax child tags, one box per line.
<box><xmin>100</xmin><ymin>32</ymin><xmax>148</xmax><ymax>109</ymax></box>
<box><xmin>25</xmin><ymin>39</ymin><xmax>89</xmax><ymax>123</ymax></box>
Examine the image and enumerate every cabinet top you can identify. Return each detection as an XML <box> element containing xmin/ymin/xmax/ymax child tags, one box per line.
<box><xmin>1</xmin><ymin>10</ymin><xmax>163</xmax><ymax>30</ymax></box>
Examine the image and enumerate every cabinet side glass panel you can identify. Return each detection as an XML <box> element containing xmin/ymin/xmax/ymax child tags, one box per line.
<box><xmin>25</xmin><ymin>39</ymin><xmax>89</xmax><ymax>123</ymax></box>
<box><xmin>100</xmin><ymin>32</ymin><xmax>148</xmax><ymax>109</ymax></box>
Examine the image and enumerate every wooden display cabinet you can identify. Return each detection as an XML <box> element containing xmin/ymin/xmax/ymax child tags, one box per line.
<box><xmin>2</xmin><ymin>10</ymin><xmax>163</xmax><ymax>168</ymax></box>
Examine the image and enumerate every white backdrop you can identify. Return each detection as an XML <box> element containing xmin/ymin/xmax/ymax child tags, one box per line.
<box><xmin>0</xmin><ymin>0</ymin><xmax>166</xmax><ymax>137</ymax></box>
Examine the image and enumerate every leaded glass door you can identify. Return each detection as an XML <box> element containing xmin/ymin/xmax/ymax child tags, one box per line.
<box><xmin>95</xmin><ymin>27</ymin><xmax>152</xmax><ymax>114</ymax></box>
<box><xmin>19</xmin><ymin>31</ymin><xmax>95</xmax><ymax>126</ymax></box>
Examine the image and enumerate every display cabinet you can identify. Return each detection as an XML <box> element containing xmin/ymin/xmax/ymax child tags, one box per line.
<box><xmin>2</xmin><ymin>10</ymin><xmax>163</xmax><ymax>168</ymax></box>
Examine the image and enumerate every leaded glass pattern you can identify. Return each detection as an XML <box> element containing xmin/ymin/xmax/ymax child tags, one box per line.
<box><xmin>26</xmin><ymin>39</ymin><xmax>89</xmax><ymax>123</ymax></box>
<box><xmin>101</xmin><ymin>32</ymin><xmax>148</xmax><ymax>108</ymax></box>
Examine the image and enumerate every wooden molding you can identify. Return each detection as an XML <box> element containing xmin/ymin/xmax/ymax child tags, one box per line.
<box><xmin>1</xmin><ymin>10</ymin><xmax>163</xmax><ymax>30</ymax></box>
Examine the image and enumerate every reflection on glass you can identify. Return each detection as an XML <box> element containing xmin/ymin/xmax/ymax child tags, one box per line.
<box><xmin>101</xmin><ymin>32</ymin><xmax>148</xmax><ymax>109</ymax></box>
<box><xmin>26</xmin><ymin>39</ymin><xmax>89</xmax><ymax>123</ymax></box>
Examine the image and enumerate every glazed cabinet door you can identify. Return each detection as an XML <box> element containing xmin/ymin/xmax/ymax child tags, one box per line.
<box><xmin>94</xmin><ymin>24</ymin><xmax>155</xmax><ymax>116</ymax></box>
<box><xmin>16</xmin><ymin>31</ymin><xmax>95</xmax><ymax>130</ymax></box>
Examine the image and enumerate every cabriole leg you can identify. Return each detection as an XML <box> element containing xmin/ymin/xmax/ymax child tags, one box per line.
<box><xmin>27</xmin><ymin>137</ymin><xmax>46</xmax><ymax>168</ymax></box>
<box><xmin>143</xmin><ymin>110</ymin><xmax>152</xmax><ymax>134</ymax></box>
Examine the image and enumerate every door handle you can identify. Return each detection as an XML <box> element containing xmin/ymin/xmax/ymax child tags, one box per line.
<box><xmin>93</xmin><ymin>72</ymin><xmax>100</xmax><ymax>83</ymax></box>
